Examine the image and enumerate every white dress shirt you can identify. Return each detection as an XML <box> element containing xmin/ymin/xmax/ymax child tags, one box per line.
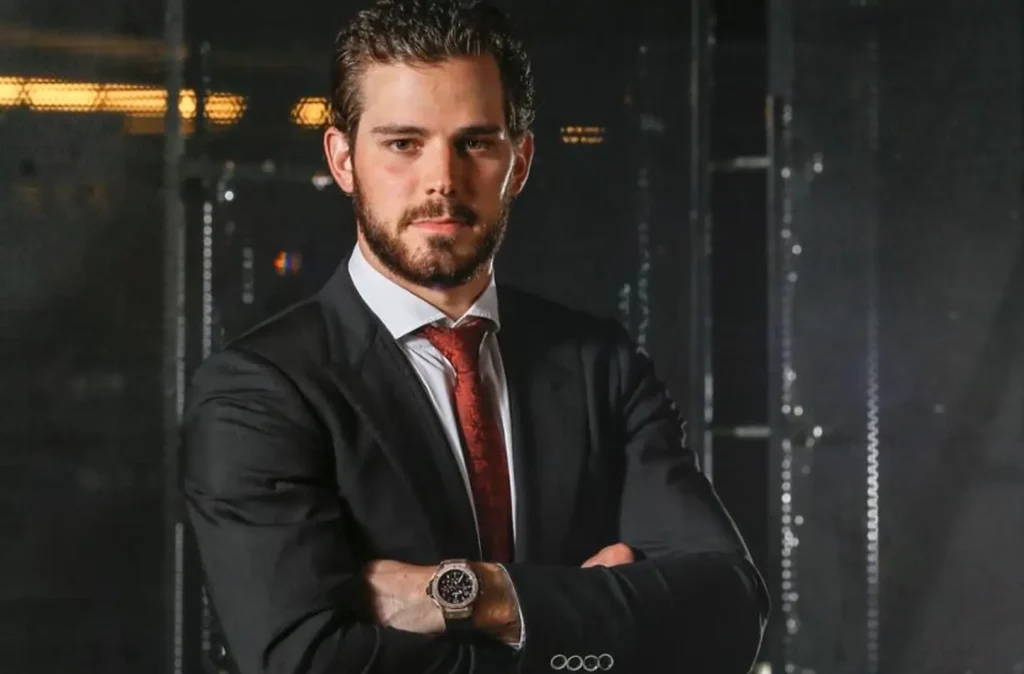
<box><xmin>347</xmin><ymin>244</ymin><xmax>519</xmax><ymax>556</ymax></box>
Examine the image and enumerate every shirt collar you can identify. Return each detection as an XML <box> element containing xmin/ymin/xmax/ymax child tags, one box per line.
<box><xmin>347</xmin><ymin>243</ymin><xmax>501</xmax><ymax>340</ymax></box>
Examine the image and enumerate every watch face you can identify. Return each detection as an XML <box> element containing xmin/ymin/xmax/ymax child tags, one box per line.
<box><xmin>435</xmin><ymin>567</ymin><xmax>478</xmax><ymax>608</ymax></box>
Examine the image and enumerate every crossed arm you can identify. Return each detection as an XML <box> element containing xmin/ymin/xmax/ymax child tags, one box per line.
<box><xmin>182</xmin><ymin>330</ymin><xmax>768</xmax><ymax>674</ymax></box>
<box><xmin>361</xmin><ymin>544</ymin><xmax>635</xmax><ymax>644</ymax></box>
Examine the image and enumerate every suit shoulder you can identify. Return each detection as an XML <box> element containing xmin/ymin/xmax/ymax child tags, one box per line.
<box><xmin>214</xmin><ymin>298</ymin><xmax>330</xmax><ymax>372</ymax></box>
<box><xmin>499</xmin><ymin>285</ymin><xmax>629</xmax><ymax>347</ymax></box>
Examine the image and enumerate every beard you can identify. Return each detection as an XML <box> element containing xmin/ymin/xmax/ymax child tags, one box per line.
<box><xmin>352</xmin><ymin>174</ymin><xmax>511</xmax><ymax>290</ymax></box>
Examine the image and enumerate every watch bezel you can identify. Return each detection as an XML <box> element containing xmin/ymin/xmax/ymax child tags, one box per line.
<box><xmin>429</xmin><ymin>561</ymin><xmax>480</xmax><ymax>611</ymax></box>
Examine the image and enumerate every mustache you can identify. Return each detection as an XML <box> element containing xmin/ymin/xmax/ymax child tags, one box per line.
<box><xmin>402</xmin><ymin>200</ymin><xmax>478</xmax><ymax>227</ymax></box>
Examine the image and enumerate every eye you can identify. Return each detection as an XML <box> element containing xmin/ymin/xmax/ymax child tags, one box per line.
<box><xmin>384</xmin><ymin>138</ymin><xmax>417</xmax><ymax>153</ymax></box>
<box><xmin>461</xmin><ymin>137</ymin><xmax>494</xmax><ymax>152</ymax></box>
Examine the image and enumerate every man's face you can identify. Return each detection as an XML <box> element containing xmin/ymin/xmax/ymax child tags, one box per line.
<box><xmin>325</xmin><ymin>55</ymin><xmax>534</xmax><ymax>289</ymax></box>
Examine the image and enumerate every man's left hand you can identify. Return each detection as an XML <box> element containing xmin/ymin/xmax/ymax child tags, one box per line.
<box><xmin>364</xmin><ymin>560</ymin><xmax>445</xmax><ymax>634</ymax></box>
<box><xmin>581</xmin><ymin>542</ymin><xmax>635</xmax><ymax>568</ymax></box>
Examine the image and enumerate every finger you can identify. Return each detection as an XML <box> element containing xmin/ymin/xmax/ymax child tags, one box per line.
<box><xmin>582</xmin><ymin>550</ymin><xmax>633</xmax><ymax>568</ymax></box>
<box><xmin>580</xmin><ymin>545</ymin><xmax>616</xmax><ymax>568</ymax></box>
<box><xmin>581</xmin><ymin>552</ymin><xmax>615</xmax><ymax>568</ymax></box>
<box><xmin>606</xmin><ymin>544</ymin><xmax>634</xmax><ymax>564</ymax></box>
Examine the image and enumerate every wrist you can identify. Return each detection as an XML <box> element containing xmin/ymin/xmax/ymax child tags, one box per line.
<box><xmin>416</xmin><ymin>565</ymin><xmax>446</xmax><ymax>632</ymax></box>
<box><xmin>469</xmin><ymin>562</ymin><xmax>521</xmax><ymax>643</ymax></box>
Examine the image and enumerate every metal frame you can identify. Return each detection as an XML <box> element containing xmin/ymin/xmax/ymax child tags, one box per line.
<box><xmin>688</xmin><ymin>0</ymin><xmax>713</xmax><ymax>477</ymax></box>
<box><xmin>162</xmin><ymin>0</ymin><xmax>187</xmax><ymax>672</ymax></box>
<box><xmin>165</xmin><ymin>3</ymin><xmax>227</xmax><ymax>672</ymax></box>
<box><xmin>767</xmin><ymin>1</ymin><xmax>881</xmax><ymax>671</ymax></box>
<box><xmin>766</xmin><ymin>1</ymin><xmax>791</xmax><ymax>670</ymax></box>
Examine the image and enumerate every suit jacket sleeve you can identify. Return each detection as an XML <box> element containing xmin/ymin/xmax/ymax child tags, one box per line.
<box><xmin>181</xmin><ymin>348</ymin><xmax>519</xmax><ymax>674</ymax></box>
<box><xmin>500</xmin><ymin>321</ymin><xmax>770</xmax><ymax>673</ymax></box>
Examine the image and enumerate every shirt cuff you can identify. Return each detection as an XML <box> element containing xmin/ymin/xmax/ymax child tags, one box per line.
<box><xmin>496</xmin><ymin>564</ymin><xmax>526</xmax><ymax>649</ymax></box>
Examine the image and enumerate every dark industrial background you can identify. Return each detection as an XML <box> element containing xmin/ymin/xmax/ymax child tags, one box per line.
<box><xmin>0</xmin><ymin>0</ymin><xmax>1021</xmax><ymax>672</ymax></box>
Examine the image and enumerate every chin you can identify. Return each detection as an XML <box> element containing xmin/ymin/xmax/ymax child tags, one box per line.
<box><xmin>418</xmin><ymin>250</ymin><xmax>473</xmax><ymax>273</ymax></box>
<box><xmin>410</xmin><ymin>231</ymin><xmax>478</xmax><ymax>253</ymax></box>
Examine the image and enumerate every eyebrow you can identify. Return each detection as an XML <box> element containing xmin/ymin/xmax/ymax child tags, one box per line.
<box><xmin>369</xmin><ymin>124</ymin><xmax>504</xmax><ymax>137</ymax></box>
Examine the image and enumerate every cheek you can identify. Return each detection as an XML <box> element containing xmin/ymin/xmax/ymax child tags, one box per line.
<box><xmin>379</xmin><ymin>158</ymin><xmax>410</xmax><ymax>182</ymax></box>
<box><xmin>494</xmin><ymin>160</ymin><xmax>518</xmax><ymax>198</ymax></box>
<box><xmin>357</xmin><ymin>163</ymin><xmax>413</xmax><ymax>213</ymax></box>
<box><xmin>472</xmin><ymin>163</ymin><xmax>514</xmax><ymax>203</ymax></box>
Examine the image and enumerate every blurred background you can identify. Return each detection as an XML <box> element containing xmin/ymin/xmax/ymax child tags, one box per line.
<box><xmin>1</xmin><ymin>0</ymin><xmax>1021</xmax><ymax>672</ymax></box>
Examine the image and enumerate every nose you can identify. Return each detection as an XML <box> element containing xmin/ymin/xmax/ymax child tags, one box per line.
<box><xmin>423</xmin><ymin>141</ymin><xmax>460</xmax><ymax>198</ymax></box>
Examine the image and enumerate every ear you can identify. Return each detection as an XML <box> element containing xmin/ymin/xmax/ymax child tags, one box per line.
<box><xmin>323</xmin><ymin>127</ymin><xmax>355</xmax><ymax>194</ymax></box>
<box><xmin>508</xmin><ymin>131</ymin><xmax>535</xmax><ymax>196</ymax></box>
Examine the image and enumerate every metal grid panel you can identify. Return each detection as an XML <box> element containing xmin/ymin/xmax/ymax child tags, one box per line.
<box><xmin>770</xmin><ymin>2</ymin><xmax>1024</xmax><ymax>673</ymax></box>
<box><xmin>0</xmin><ymin>7</ymin><xmax>170</xmax><ymax>674</ymax></box>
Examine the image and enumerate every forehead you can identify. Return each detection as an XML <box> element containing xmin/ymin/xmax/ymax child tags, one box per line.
<box><xmin>358</xmin><ymin>55</ymin><xmax>507</xmax><ymax>130</ymax></box>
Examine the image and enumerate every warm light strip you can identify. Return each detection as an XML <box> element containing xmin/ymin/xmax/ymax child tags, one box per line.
<box><xmin>291</xmin><ymin>96</ymin><xmax>330</xmax><ymax>128</ymax></box>
<box><xmin>0</xmin><ymin>76</ymin><xmax>245</xmax><ymax>124</ymax></box>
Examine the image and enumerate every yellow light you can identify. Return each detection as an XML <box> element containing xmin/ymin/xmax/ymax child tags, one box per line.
<box><xmin>291</xmin><ymin>97</ymin><xmax>330</xmax><ymax>128</ymax></box>
<box><xmin>0</xmin><ymin>77</ymin><xmax>26</xmax><ymax>105</ymax></box>
<box><xmin>561</xmin><ymin>123</ymin><xmax>606</xmax><ymax>145</ymax></box>
<box><xmin>176</xmin><ymin>90</ymin><xmax>196</xmax><ymax>118</ymax></box>
<box><xmin>24</xmin><ymin>79</ymin><xmax>102</xmax><ymax>110</ymax></box>
<box><xmin>103</xmin><ymin>85</ymin><xmax>167</xmax><ymax>116</ymax></box>
<box><xmin>204</xmin><ymin>93</ymin><xmax>245</xmax><ymax>124</ymax></box>
<box><xmin>0</xmin><ymin>75</ymin><xmax>246</xmax><ymax>126</ymax></box>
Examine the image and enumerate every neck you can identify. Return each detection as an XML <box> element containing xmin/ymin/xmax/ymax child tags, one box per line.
<box><xmin>356</xmin><ymin>239</ymin><xmax>492</xmax><ymax>321</ymax></box>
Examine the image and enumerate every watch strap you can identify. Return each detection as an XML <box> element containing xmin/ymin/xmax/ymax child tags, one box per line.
<box><xmin>443</xmin><ymin>611</ymin><xmax>475</xmax><ymax>633</ymax></box>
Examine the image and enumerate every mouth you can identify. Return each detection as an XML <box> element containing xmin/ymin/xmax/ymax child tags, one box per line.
<box><xmin>411</xmin><ymin>219</ymin><xmax>469</xmax><ymax>234</ymax></box>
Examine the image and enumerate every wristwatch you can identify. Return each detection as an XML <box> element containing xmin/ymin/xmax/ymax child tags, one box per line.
<box><xmin>425</xmin><ymin>559</ymin><xmax>480</xmax><ymax>632</ymax></box>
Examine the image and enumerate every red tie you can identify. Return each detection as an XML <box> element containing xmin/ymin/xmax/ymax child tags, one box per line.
<box><xmin>419</xmin><ymin>318</ymin><xmax>513</xmax><ymax>562</ymax></box>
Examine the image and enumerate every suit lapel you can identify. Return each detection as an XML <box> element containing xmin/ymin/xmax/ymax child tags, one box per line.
<box><xmin>320</xmin><ymin>264</ymin><xmax>480</xmax><ymax>560</ymax></box>
<box><xmin>498</xmin><ymin>291</ymin><xmax>588</xmax><ymax>563</ymax></box>
<box><xmin>320</xmin><ymin>262</ymin><xmax>591</xmax><ymax>564</ymax></box>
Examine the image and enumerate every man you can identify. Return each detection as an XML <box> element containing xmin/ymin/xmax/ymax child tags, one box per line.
<box><xmin>182</xmin><ymin>1</ymin><xmax>769</xmax><ymax>672</ymax></box>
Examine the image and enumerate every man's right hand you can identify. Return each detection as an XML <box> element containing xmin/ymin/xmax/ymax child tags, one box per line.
<box><xmin>581</xmin><ymin>542</ymin><xmax>635</xmax><ymax>568</ymax></box>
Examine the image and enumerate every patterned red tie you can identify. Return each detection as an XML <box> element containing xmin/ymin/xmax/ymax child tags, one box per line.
<box><xmin>419</xmin><ymin>318</ymin><xmax>513</xmax><ymax>562</ymax></box>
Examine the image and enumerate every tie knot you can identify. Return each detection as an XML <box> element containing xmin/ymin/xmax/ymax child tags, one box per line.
<box><xmin>419</xmin><ymin>318</ymin><xmax>492</xmax><ymax>375</ymax></box>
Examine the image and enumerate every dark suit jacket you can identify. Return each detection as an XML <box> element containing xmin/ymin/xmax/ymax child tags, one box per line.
<box><xmin>182</xmin><ymin>260</ymin><xmax>769</xmax><ymax>674</ymax></box>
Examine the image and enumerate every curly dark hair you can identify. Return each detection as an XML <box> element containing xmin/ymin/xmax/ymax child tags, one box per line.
<box><xmin>329</xmin><ymin>0</ymin><xmax>536</xmax><ymax>142</ymax></box>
